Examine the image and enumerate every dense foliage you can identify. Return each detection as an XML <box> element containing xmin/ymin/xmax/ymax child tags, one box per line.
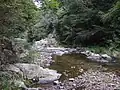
<box><xmin>0</xmin><ymin>0</ymin><xmax>120</xmax><ymax>61</ymax></box>
<box><xmin>1</xmin><ymin>0</ymin><xmax>120</xmax><ymax>56</ymax></box>
<box><xmin>0</xmin><ymin>0</ymin><xmax>39</xmax><ymax>38</ymax></box>
<box><xmin>0</xmin><ymin>0</ymin><xmax>40</xmax><ymax>89</ymax></box>
<box><xmin>1</xmin><ymin>0</ymin><xmax>120</xmax><ymax>89</ymax></box>
<box><xmin>37</xmin><ymin>0</ymin><xmax>120</xmax><ymax>48</ymax></box>
<box><xmin>0</xmin><ymin>0</ymin><xmax>39</xmax><ymax>66</ymax></box>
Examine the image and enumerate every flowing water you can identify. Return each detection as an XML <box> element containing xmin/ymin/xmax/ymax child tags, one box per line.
<box><xmin>49</xmin><ymin>53</ymin><xmax>120</xmax><ymax>81</ymax></box>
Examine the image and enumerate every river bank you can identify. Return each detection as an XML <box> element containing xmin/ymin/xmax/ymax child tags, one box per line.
<box><xmin>3</xmin><ymin>34</ymin><xmax>120</xmax><ymax>90</ymax></box>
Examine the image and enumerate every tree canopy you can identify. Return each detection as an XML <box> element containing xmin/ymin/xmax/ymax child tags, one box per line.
<box><xmin>1</xmin><ymin>0</ymin><xmax>120</xmax><ymax>48</ymax></box>
<box><xmin>37</xmin><ymin>0</ymin><xmax>120</xmax><ymax>47</ymax></box>
<box><xmin>0</xmin><ymin>0</ymin><xmax>39</xmax><ymax>38</ymax></box>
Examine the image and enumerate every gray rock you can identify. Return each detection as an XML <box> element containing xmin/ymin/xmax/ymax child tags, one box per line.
<box><xmin>53</xmin><ymin>80</ymin><xmax>60</xmax><ymax>85</ymax></box>
<box><xmin>72</xmin><ymin>84</ymin><xmax>76</xmax><ymax>87</ymax></box>
<box><xmin>7</xmin><ymin>63</ymin><xmax>61</xmax><ymax>84</ymax></box>
<box><xmin>81</xmin><ymin>50</ymin><xmax>113</xmax><ymax>63</ymax></box>
<box><xmin>69</xmin><ymin>78</ymin><xmax>75</xmax><ymax>82</ymax></box>
<box><xmin>59</xmin><ymin>86</ymin><xmax>64</xmax><ymax>89</ymax></box>
<box><xmin>101</xmin><ymin>54</ymin><xmax>112</xmax><ymax>60</ymax></box>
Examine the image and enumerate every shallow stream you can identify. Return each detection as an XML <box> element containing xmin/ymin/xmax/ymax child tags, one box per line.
<box><xmin>49</xmin><ymin>53</ymin><xmax>120</xmax><ymax>81</ymax></box>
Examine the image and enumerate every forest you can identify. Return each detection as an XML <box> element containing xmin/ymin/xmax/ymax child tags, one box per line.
<box><xmin>1</xmin><ymin>0</ymin><xmax>120</xmax><ymax>90</ymax></box>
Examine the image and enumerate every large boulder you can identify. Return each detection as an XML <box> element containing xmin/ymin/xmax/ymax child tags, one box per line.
<box><xmin>6</xmin><ymin>63</ymin><xmax>61</xmax><ymax>84</ymax></box>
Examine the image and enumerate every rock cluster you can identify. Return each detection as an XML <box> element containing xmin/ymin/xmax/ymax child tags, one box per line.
<box><xmin>81</xmin><ymin>50</ymin><xmax>114</xmax><ymax>63</ymax></box>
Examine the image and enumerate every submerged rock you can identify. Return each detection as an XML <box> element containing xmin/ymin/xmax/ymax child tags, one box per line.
<box><xmin>7</xmin><ymin>63</ymin><xmax>61</xmax><ymax>84</ymax></box>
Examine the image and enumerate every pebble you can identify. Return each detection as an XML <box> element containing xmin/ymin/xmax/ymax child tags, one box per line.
<box><xmin>71</xmin><ymin>66</ymin><xmax>75</xmax><ymax>69</ymax></box>
<box><xmin>69</xmin><ymin>78</ymin><xmax>75</xmax><ymax>81</ymax></box>
<box><xmin>53</xmin><ymin>80</ymin><xmax>60</xmax><ymax>85</ymax></box>
<box><xmin>59</xmin><ymin>86</ymin><xmax>64</xmax><ymax>89</ymax></box>
<box><xmin>72</xmin><ymin>84</ymin><xmax>76</xmax><ymax>87</ymax></box>
<box><xmin>78</xmin><ymin>76</ymin><xmax>83</xmax><ymax>79</ymax></box>
<box><xmin>72</xmin><ymin>89</ymin><xmax>75</xmax><ymax>90</ymax></box>
<box><xmin>46</xmin><ymin>64</ymin><xmax>50</xmax><ymax>66</ymax></box>
<box><xmin>60</xmin><ymin>83</ymin><xmax>64</xmax><ymax>86</ymax></box>
<box><xmin>79</xmin><ymin>69</ymin><xmax>84</xmax><ymax>73</ymax></box>
<box><xmin>32</xmin><ymin>77</ymin><xmax>39</xmax><ymax>83</ymax></box>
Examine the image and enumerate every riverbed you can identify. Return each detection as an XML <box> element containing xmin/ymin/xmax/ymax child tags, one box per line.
<box><xmin>30</xmin><ymin>52</ymin><xmax>120</xmax><ymax>90</ymax></box>
<box><xmin>29</xmin><ymin>36</ymin><xmax>120</xmax><ymax>90</ymax></box>
<box><xmin>49</xmin><ymin>53</ymin><xmax>120</xmax><ymax>81</ymax></box>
